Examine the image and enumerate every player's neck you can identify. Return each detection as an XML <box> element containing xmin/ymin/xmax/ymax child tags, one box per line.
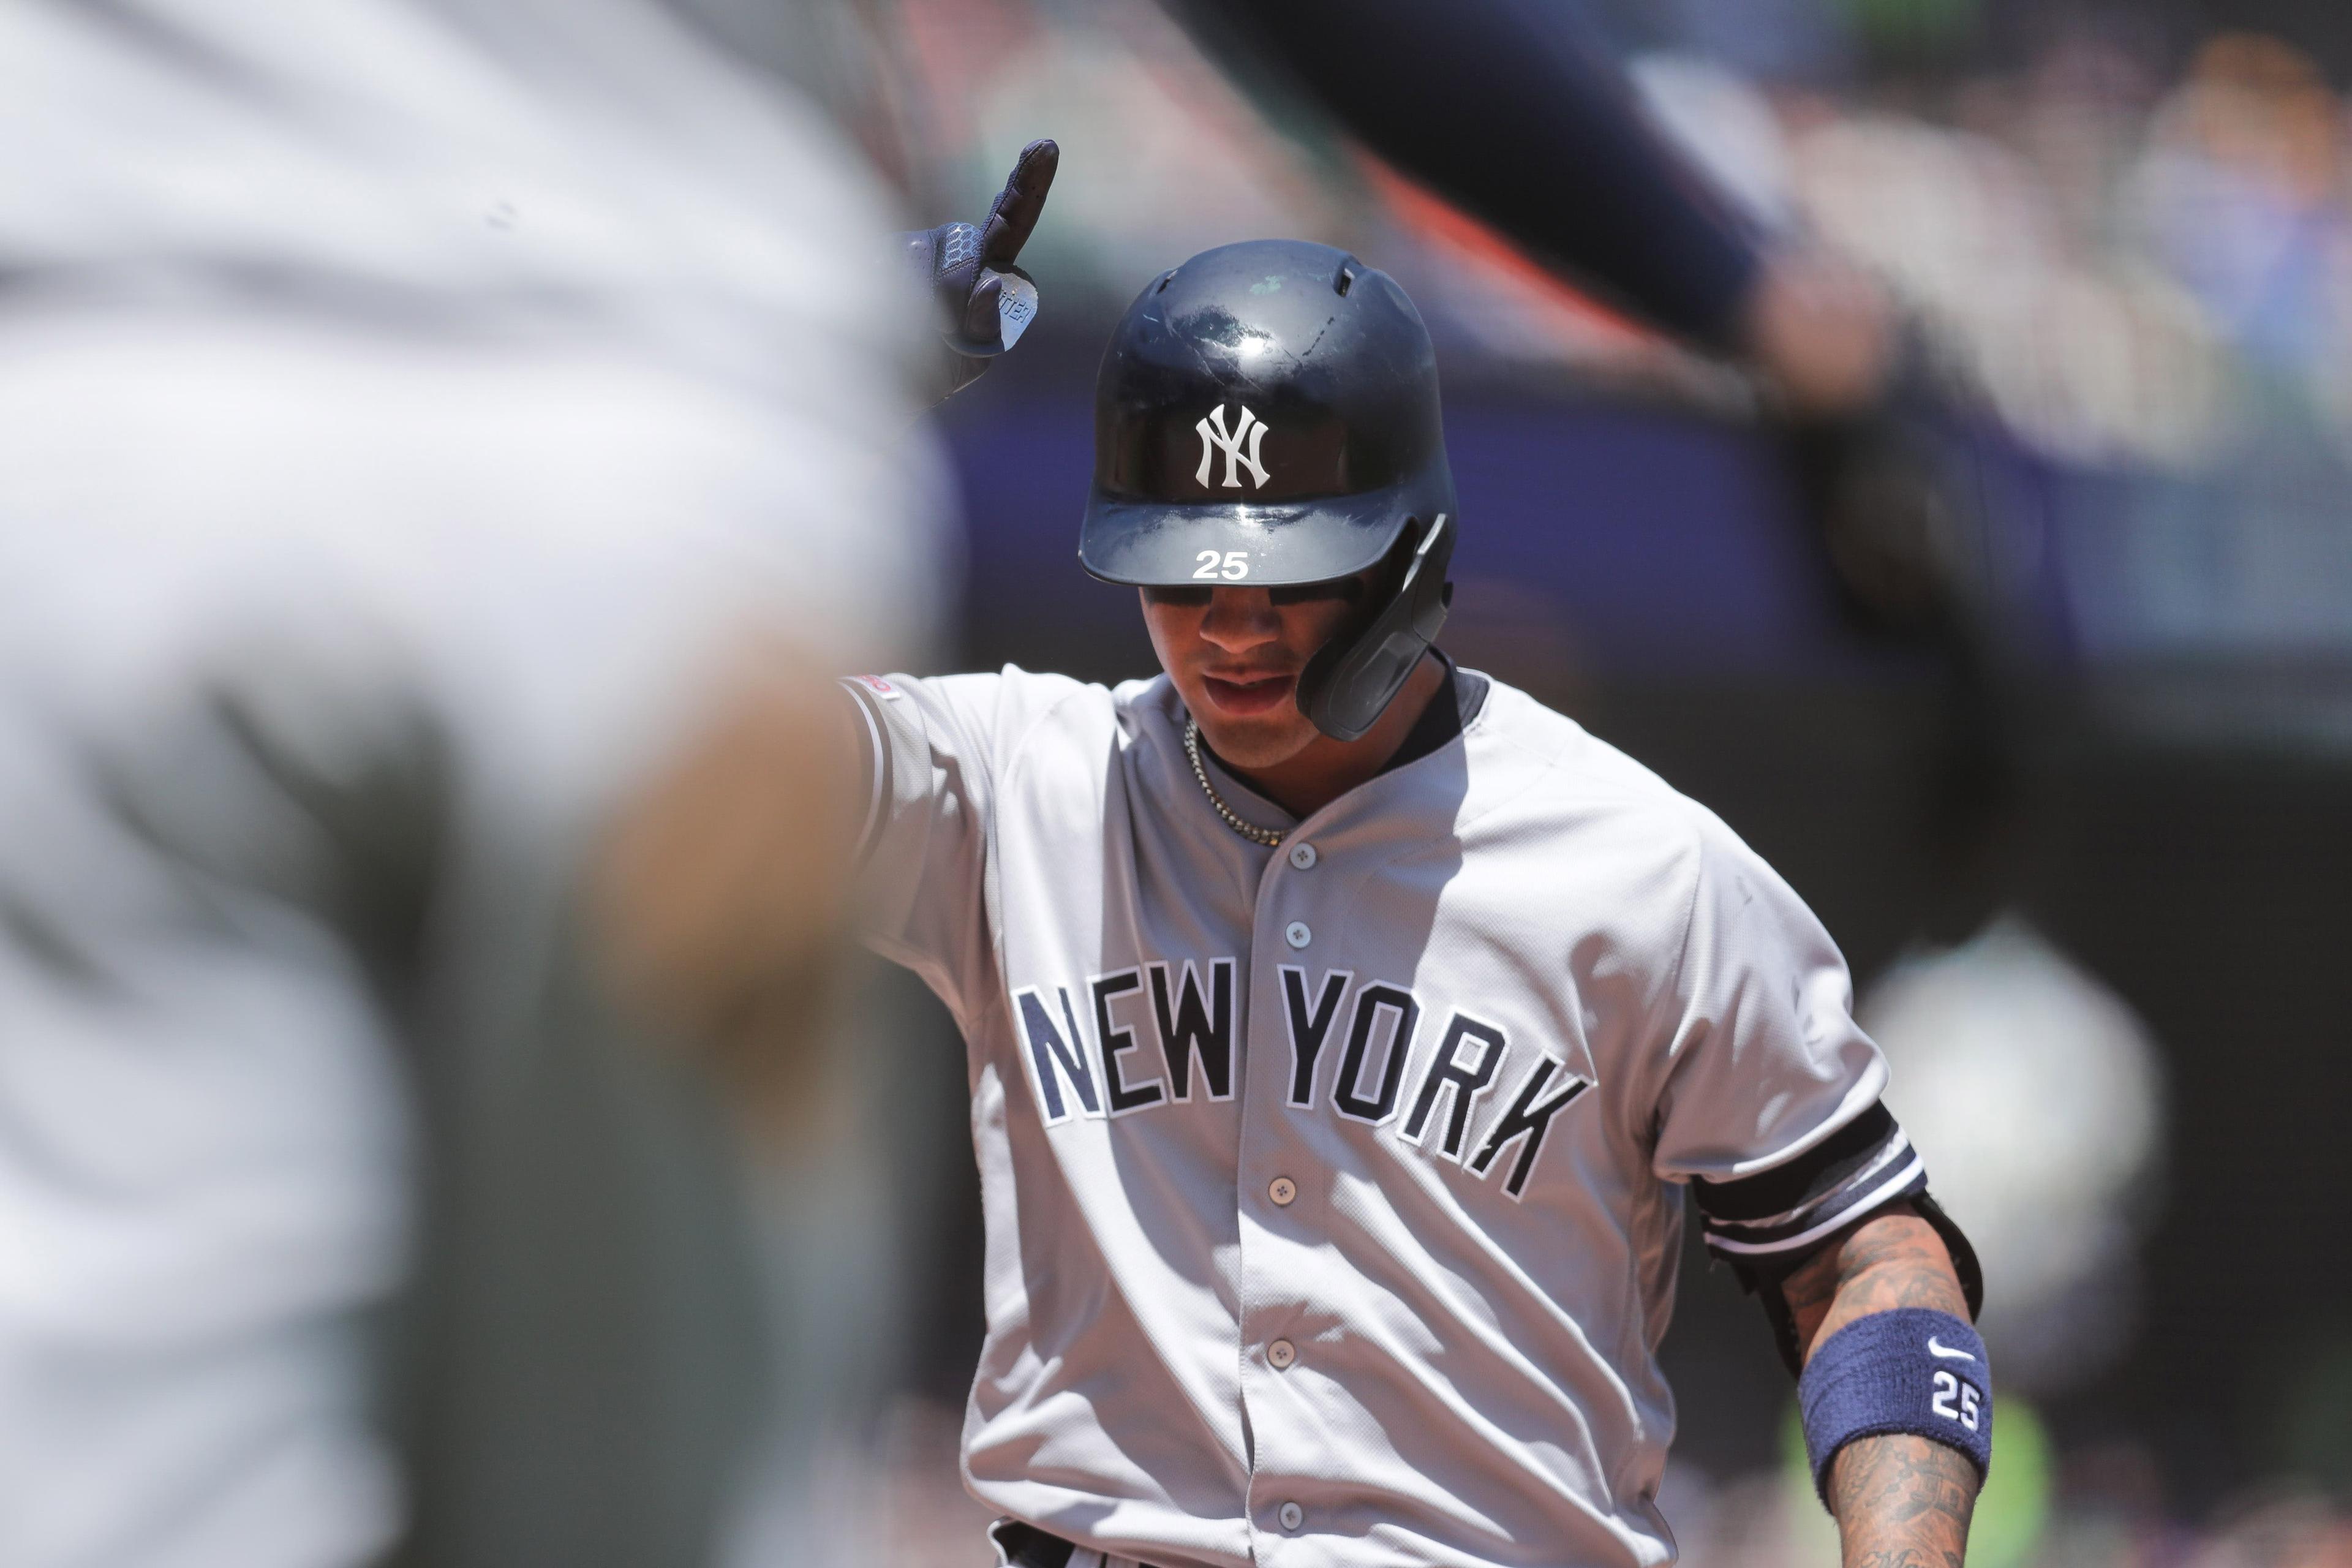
<box><xmin>1223</xmin><ymin>652</ymin><xmax>1450</xmax><ymax>820</ymax></box>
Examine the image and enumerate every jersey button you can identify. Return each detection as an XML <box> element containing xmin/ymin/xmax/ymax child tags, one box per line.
<box><xmin>1287</xmin><ymin>842</ymin><xmax>1317</xmax><ymax>870</ymax></box>
<box><xmin>1267</xmin><ymin>1338</ymin><xmax>1297</xmax><ymax>1370</ymax></box>
<box><xmin>1268</xmin><ymin>1175</ymin><xmax>1297</xmax><ymax>1206</ymax></box>
<box><xmin>1278</xmin><ymin>1502</ymin><xmax>1305</xmax><ymax>1532</ymax></box>
<box><xmin>1284</xmin><ymin>921</ymin><xmax>1311</xmax><ymax>949</ymax></box>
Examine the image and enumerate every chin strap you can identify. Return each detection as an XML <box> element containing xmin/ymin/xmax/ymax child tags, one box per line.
<box><xmin>1297</xmin><ymin>514</ymin><xmax>1455</xmax><ymax>742</ymax></box>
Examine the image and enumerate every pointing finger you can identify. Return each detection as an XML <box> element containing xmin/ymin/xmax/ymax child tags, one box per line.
<box><xmin>978</xmin><ymin>138</ymin><xmax>1059</xmax><ymax>270</ymax></box>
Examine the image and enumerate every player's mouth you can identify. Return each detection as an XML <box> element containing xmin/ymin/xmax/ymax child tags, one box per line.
<box><xmin>1200</xmin><ymin>670</ymin><xmax>1296</xmax><ymax>717</ymax></box>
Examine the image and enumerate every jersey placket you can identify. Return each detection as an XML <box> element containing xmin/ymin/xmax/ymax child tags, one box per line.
<box><xmin>1231</xmin><ymin>808</ymin><xmax>1354</xmax><ymax>1559</ymax></box>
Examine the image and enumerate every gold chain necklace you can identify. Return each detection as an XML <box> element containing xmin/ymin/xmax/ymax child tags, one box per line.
<box><xmin>1183</xmin><ymin>718</ymin><xmax>1286</xmax><ymax>846</ymax></box>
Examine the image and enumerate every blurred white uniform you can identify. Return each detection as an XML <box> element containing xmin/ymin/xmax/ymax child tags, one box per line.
<box><xmin>0</xmin><ymin>4</ymin><xmax>941</xmax><ymax>1564</ymax></box>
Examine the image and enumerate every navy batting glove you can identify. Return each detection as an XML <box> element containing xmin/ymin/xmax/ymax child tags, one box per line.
<box><xmin>896</xmin><ymin>138</ymin><xmax>1058</xmax><ymax>407</ymax></box>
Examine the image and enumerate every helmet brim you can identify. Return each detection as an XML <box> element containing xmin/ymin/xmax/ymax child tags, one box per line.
<box><xmin>1078</xmin><ymin>479</ymin><xmax>1431</xmax><ymax>588</ymax></box>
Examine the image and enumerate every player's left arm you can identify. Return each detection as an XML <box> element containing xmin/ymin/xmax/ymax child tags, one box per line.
<box><xmin>1653</xmin><ymin>815</ymin><xmax>1991</xmax><ymax>1557</ymax></box>
<box><xmin>1782</xmin><ymin>1204</ymin><xmax>1980</xmax><ymax>1568</ymax></box>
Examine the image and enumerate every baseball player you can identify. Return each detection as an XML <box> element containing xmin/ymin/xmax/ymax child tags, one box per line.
<box><xmin>842</xmin><ymin>239</ymin><xmax>1992</xmax><ymax>1568</ymax></box>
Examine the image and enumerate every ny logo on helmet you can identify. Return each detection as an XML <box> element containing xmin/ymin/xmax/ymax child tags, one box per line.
<box><xmin>1194</xmin><ymin>404</ymin><xmax>1270</xmax><ymax>490</ymax></box>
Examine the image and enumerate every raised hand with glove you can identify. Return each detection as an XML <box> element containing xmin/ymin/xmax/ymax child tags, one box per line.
<box><xmin>895</xmin><ymin>138</ymin><xmax>1059</xmax><ymax>407</ymax></box>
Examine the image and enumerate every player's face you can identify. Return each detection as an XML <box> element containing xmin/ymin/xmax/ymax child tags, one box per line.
<box><xmin>1139</xmin><ymin>575</ymin><xmax>1370</xmax><ymax>767</ymax></box>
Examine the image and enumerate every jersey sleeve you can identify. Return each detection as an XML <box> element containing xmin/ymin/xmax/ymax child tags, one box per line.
<box><xmin>1645</xmin><ymin>810</ymin><xmax>1924</xmax><ymax>1274</ymax></box>
<box><xmin>842</xmin><ymin>668</ymin><xmax>1090</xmax><ymax>1022</ymax></box>
<box><xmin>839</xmin><ymin>671</ymin><xmax>992</xmax><ymax>1015</ymax></box>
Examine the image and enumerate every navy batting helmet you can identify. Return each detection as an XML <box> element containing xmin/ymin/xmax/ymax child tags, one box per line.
<box><xmin>1079</xmin><ymin>239</ymin><xmax>1457</xmax><ymax>742</ymax></box>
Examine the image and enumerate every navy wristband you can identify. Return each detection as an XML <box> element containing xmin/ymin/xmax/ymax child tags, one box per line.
<box><xmin>1798</xmin><ymin>1308</ymin><xmax>1991</xmax><ymax>1507</ymax></box>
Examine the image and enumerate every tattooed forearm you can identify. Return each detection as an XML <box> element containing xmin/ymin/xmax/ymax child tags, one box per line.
<box><xmin>1783</xmin><ymin>1204</ymin><xmax>1970</xmax><ymax>1355</ymax></box>
<box><xmin>1784</xmin><ymin>1206</ymin><xmax>1981</xmax><ymax>1566</ymax></box>
<box><xmin>1829</xmin><ymin>1432</ymin><xmax>1978</xmax><ymax>1568</ymax></box>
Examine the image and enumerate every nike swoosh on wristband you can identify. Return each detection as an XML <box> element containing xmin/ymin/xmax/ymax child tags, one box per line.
<box><xmin>1927</xmin><ymin>1337</ymin><xmax>1976</xmax><ymax>1361</ymax></box>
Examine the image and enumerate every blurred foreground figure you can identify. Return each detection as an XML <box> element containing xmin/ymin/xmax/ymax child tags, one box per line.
<box><xmin>1165</xmin><ymin>0</ymin><xmax>1896</xmax><ymax>415</ymax></box>
<box><xmin>0</xmin><ymin>2</ymin><xmax>945</xmax><ymax>1564</ymax></box>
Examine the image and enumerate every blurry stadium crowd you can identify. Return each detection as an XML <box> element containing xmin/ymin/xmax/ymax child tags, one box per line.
<box><xmin>895</xmin><ymin>0</ymin><xmax>2352</xmax><ymax>661</ymax></box>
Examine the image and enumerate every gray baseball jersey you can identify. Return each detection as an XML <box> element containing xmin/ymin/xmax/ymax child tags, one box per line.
<box><xmin>847</xmin><ymin>664</ymin><xmax>1929</xmax><ymax>1568</ymax></box>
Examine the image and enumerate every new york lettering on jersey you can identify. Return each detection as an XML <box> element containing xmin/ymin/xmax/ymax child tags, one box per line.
<box><xmin>1012</xmin><ymin>957</ymin><xmax>1591</xmax><ymax>1199</ymax></box>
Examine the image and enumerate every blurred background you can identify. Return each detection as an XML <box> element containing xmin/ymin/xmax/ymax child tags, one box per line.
<box><xmin>834</xmin><ymin>0</ymin><xmax>2352</xmax><ymax>1563</ymax></box>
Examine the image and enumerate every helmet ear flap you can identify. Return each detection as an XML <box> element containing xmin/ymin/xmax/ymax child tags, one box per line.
<box><xmin>1297</xmin><ymin>514</ymin><xmax>1455</xmax><ymax>742</ymax></box>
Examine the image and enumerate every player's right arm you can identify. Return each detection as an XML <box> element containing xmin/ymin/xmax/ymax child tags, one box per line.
<box><xmin>894</xmin><ymin>140</ymin><xmax>1058</xmax><ymax>408</ymax></box>
<box><xmin>591</xmin><ymin>137</ymin><xmax>1058</xmax><ymax>1099</ymax></box>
